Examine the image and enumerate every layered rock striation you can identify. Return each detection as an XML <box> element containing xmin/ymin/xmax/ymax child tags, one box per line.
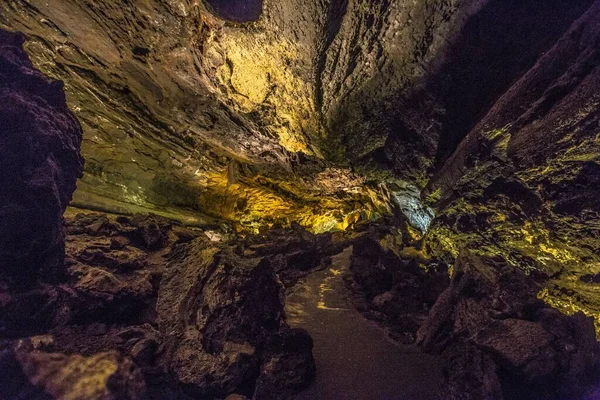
<box><xmin>2</xmin><ymin>0</ymin><xmax>591</xmax><ymax>232</ymax></box>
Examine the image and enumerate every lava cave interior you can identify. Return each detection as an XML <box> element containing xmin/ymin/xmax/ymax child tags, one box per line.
<box><xmin>1</xmin><ymin>0</ymin><xmax>600</xmax><ymax>399</ymax></box>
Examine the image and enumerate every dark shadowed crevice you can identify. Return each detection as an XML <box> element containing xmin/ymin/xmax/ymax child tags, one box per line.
<box><xmin>204</xmin><ymin>0</ymin><xmax>263</xmax><ymax>23</ymax></box>
<box><xmin>315</xmin><ymin>0</ymin><xmax>349</xmax><ymax>114</ymax></box>
<box><xmin>431</xmin><ymin>0</ymin><xmax>594</xmax><ymax>167</ymax></box>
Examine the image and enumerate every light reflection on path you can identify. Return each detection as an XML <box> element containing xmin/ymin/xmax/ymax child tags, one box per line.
<box><xmin>286</xmin><ymin>246</ymin><xmax>442</xmax><ymax>400</ymax></box>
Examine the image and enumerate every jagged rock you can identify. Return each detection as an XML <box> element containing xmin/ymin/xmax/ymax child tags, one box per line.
<box><xmin>72</xmin><ymin>265</ymin><xmax>153</xmax><ymax>301</ymax></box>
<box><xmin>1</xmin><ymin>1</ymin><xmax>600</xmax><ymax>399</ymax></box>
<box><xmin>66</xmin><ymin>213</ymin><xmax>114</xmax><ymax>237</ymax></box>
<box><xmin>425</xmin><ymin>1</ymin><xmax>600</xmax><ymax>319</ymax></box>
<box><xmin>474</xmin><ymin>319</ymin><xmax>557</xmax><ymax>382</ymax></box>
<box><xmin>0</xmin><ymin>261</ymin><xmax>156</xmax><ymax>338</ymax></box>
<box><xmin>253</xmin><ymin>328</ymin><xmax>316</xmax><ymax>400</ymax></box>
<box><xmin>114</xmin><ymin>324</ymin><xmax>163</xmax><ymax>369</ymax></box>
<box><xmin>0</xmin><ymin>342</ymin><xmax>146</xmax><ymax>400</ymax></box>
<box><xmin>244</xmin><ymin>224</ymin><xmax>349</xmax><ymax>288</ymax></box>
<box><xmin>73</xmin><ymin>247</ymin><xmax>147</xmax><ymax>271</ymax></box>
<box><xmin>68</xmin><ymin>265</ymin><xmax>155</xmax><ymax>325</ymax></box>
<box><xmin>0</xmin><ymin>286</ymin><xmax>78</xmax><ymax>337</ymax></box>
<box><xmin>348</xmin><ymin>227</ymin><xmax>449</xmax><ymax>341</ymax></box>
<box><xmin>442</xmin><ymin>340</ymin><xmax>503</xmax><ymax>400</ymax></box>
<box><xmin>417</xmin><ymin>251</ymin><xmax>600</xmax><ymax>399</ymax></box>
<box><xmin>157</xmin><ymin>237</ymin><xmax>311</xmax><ymax>397</ymax></box>
<box><xmin>350</xmin><ymin>235</ymin><xmax>398</xmax><ymax>299</ymax></box>
<box><xmin>128</xmin><ymin>214</ymin><xmax>172</xmax><ymax>250</ymax></box>
<box><xmin>0</xmin><ymin>30</ymin><xmax>83</xmax><ymax>285</ymax></box>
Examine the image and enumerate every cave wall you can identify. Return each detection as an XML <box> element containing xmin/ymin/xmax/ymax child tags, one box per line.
<box><xmin>0</xmin><ymin>0</ymin><xmax>490</xmax><ymax>230</ymax></box>
<box><xmin>0</xmin><ymin>29</ymin><xmax>83</xmax><ymax>283</ymax></box>
<box><xmin>426</xmin><ymin>0</ymin><xmax>600</xmax><ymax>331</ymax></box>
<box><xmin>322</xmin><ymin>0</ymin><xmax>593</xmax><ymax>183</ymax></box>
<box><xmin>0</xmin><ymin>0</ymin><xmax>392</xmax><ymax>232</ymax></box>
<box><xmin>1</xmin><ymin>0</ymin><xmax>597</xmax><ymax>243</ymax></box>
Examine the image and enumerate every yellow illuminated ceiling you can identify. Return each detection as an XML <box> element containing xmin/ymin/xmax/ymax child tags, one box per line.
<box><xmin>204</xmin><ymin>21</ymin><xmax>322</xmax><ymax>155</ymax></box>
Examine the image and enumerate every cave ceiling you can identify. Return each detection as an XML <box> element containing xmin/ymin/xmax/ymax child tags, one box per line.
<box><xmin>2</xmin><ymin>0</ymin><xmax>600</xmax><ymax>329</ymax></box>
<box><xmin>0</xmin><ymin>0</ymin><xmax>484</xmax><ymax>232</ymax></box>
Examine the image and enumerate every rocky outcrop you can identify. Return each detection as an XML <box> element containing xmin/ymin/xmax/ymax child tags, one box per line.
<box><xmin>346</xmin><ymin>222</ymin><xmax>449</xmax><ymax>342</ymax></box>
<box><xmin>242</xmin><ymin>221</ymin><xmax>352</xmax><ymax>288</ymax></box>
<box><xmin>0</xmin><ymin>213</ymin><xmax>176</xmax><ymax>336</ymax></box>
<box><xmin>157</xmin><ymin>237</ymin><xmax>315</xmax><ymax>399</ymax></box>
<box><xmin>0</xmin><ymin>29</ymin><xmax>83</xmax><ymax>284</ymax></box>
<box><xmin>0</xmin><ymin>342</ymin><xmax>146</xmax><ymax>400</ymax></box>
<box><xmin>1</xmin><ymin>210</ymin><xmax>324</xmax><ymax>399</ymax></box>
<box><xmin>417</xmin><ymin>251</ymin><xmax>600</xmax><ymax>399</ymax></box>
<box><xmin>425</xmin><ymin>0</ymin><xmax>600</xmax><ymax>329</ymax></box>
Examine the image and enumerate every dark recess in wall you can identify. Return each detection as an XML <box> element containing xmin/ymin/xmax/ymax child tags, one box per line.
<box><xmin>205</xmin><ymin>0</ymin><xmax>263</xmax><ymax>23</ymax></box>
<box><xmin>431</xmin><ymin>0</ymin><xmax>594</xmax><ymax>167</ymax></box>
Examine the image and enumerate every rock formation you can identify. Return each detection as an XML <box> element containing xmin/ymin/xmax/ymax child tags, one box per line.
<box><xmin>2</xmin><ymin>0</ymin><xmax>600</xmax><ymax>399</ymax></box>
<box><xmin>157</xmin><ymin>237</ymin><xmax>315</xmax><ymax>398</ymax></box>
<box><xmin>417</xmin><ymin>251</ymin><xmax>600</xmax><ymax>400</ymax></box>
<box><xmin>0</xmin><ymin>29</ymin><xmax>83</xmax><ymax>285</ymax></box>
<box><xmin>426</xmin><ymin>0</ymin><xmax>600</xmax><ymax>334</ymax></box>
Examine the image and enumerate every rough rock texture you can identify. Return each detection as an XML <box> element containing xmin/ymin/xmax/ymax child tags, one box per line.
<box><xmin>4</xmin><ymin>2</ymin><xmax>599</xmax><ymax>322</ymax></box>
<box><xmin>0</xmin><ymin>342</ymin><xmax>146</xmax><ymax>400</ymax></box>
<box><xmin>0</xmin><ymin>212</ymin><xmax>180</xmax><ymax>338</ymax></box>
<box><xmin>157</xmin><ymin>236</ymin><xmax>315</xmax><ymax>399</ymax></box>
<box><xmin>425</xmin><ymin>0</ymin><xmax>600</xmax><ymax>333</ymax></box>
<box><xmin>346</xmin><ymin>220</ymin><xmax>449</xmax><ymax>342</ymax></box>
<box><xmin>1</xmin><ymin>210</ymin><xmax>334</xmax><ymax>399</ymax></box>
<box><xmin>0</xmin><ymin>0</ymin><xmax>394</xmax><ymax>232</ymax></box>
<box><xmin>242</xmin><ymin>221</ymin><xmax>353</xmax><ymax>288</ymax></box>
<box><xmin>1</xmin><ymin>0</ymin><xmax>591</xmax><ymax>232</ymax></box>
<box><xmin>417</xmin><ymin>251</ymin><xmax>600</xmax><ymax>399</ymax></box>
<box><xmin>0</xmin><ymin>30</ymin><xmax>83</xmax><ymax>283</ymax></box>
<box><xmin>3</xmin><ymin>0</ymin><xmax>600</xmax><ymax>399</ymax></box>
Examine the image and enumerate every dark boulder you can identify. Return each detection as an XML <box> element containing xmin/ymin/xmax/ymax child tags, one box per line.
<box><xmin>417</xmin><ymin>251</ymin><xmax>600</xmax><ymax>399</ymax></box>
<box><xmin>348</xmin><ymin>227</ymin><xmax>450</xmax><ymax>342</ymax></box>
<box><xmin>253</xmin><ymin>328</ymin><xmax>316</xmax><ymax>400</ymax></box>
<box><xmin>0</xmin><ymin>30</ymin><xmax>83</xmax><ymax>285</ymax></box>
<box><xmin>244</xmin><ymin>223</ymin><xmax>348</xmax><ymax>288</ymax></box>
<box><xmin>128</xmin><ymin>214</ymin><xmax>172</xmax><ymax>250</ymax></box>
<box><xmin>157</xmin><ymin>237</ymin><xmax>314</xmax><ymax>398</ymax></box>
<box><xmin>0</xmin><ymin>341</ymin><xmax>146</xmax><ymax>400</ymax></box>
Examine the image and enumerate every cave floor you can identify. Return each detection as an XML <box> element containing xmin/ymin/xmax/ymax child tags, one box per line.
<box><xmin>286</xmin><ymin>247</ymin><xmax>443</xmax><ymax>400</ymax></box>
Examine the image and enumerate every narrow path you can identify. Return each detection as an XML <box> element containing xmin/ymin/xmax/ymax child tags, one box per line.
<box><xmin>285</xmin><ymin>246</ymin><xmax>442</xmax><ymax>400</ymax></box>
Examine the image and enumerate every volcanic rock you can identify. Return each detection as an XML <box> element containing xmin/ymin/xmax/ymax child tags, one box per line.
<box><xmin>0</xmin><ymin>30</ymin><xmax>83</xmax><ymax>285</ymax></box>
<box><xmin>157</xmin><ymin>236</ymin><xmax>314</xmax><ymax>398</ymax></box>
<box><xmin>417</xmin><ymin>251</ymin><xmax>600</xmax><ymax>399</ymax></box>
<box><xmin>0</xmin><ymin>342</ymin><xmax>146</xmax><ymax>400</ymax></box>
